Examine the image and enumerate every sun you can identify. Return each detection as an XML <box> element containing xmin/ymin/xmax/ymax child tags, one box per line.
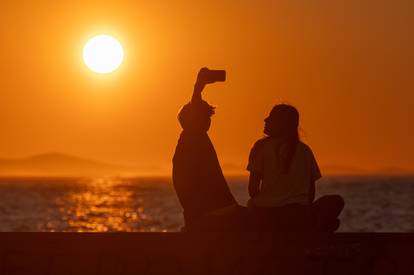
<box><xmin>83</xmin><ymin>35</ymin><xmax>124</xmax><ymax>74</ymax></box>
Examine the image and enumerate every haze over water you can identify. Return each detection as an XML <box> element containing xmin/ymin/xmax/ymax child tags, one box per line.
<box><xmin>0</xmin><ymin>176</ymin><xmax>413</xmax><ymax>232</ymax></box>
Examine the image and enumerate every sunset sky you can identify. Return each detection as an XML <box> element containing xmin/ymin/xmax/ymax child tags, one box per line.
<box><xmin>1</xmin><ymin>1</ymin><xmax>413</xmax><ymax>175</ymax></box>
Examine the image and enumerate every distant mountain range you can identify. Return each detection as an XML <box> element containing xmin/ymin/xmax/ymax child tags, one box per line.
<box><xmin>221</xmin><ymin>163</ymin><xmax>414</xmax><ymax>176</ymax></box>
<box><xmin>0</xmin><ymin>153</ymin><xmax>412</xmax><ymax>177</ymax></box>
<box><xmin>0</xmin><ymin>153</ymin><xmax>143</xmax><ymax>177</ymax></box>
<box><xmin>321</xmin><ymin>165</ymin><xmax>413</xmax><ymax>176</ymax></box>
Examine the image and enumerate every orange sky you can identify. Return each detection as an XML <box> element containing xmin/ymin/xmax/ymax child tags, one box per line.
<box><xmin>1</xmin><ymin>1</ymin><xmax>413</xmax><ymax>175</ymax></box>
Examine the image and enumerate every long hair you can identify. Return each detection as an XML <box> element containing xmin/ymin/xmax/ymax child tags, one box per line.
<box><xmin>267</xmin><ymin>104</ymin><xmax>300</xmax><ymax>173</ymax></box>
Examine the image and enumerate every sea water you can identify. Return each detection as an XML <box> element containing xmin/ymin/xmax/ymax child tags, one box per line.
<box><xmin>0</xmin><ymin>176</ymin><xmax>413</xmax><ymax>232</ymax></box>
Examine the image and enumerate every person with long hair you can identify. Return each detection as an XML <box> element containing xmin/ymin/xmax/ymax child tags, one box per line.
<box><xmin>247</xmin><ymin>104</ymin><xmax>344</xmax><ymax>231</ymax></box>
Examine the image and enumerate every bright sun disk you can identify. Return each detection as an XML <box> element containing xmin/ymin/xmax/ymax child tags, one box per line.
<box><xmin>83</xmin><ymin>35</ymin><xmax>124</xmax><ymax>74</ymax></box>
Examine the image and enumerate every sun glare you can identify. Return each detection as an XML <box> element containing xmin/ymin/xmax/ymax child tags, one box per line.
<box><xmin>83</xmin><ymin>35</ymin><xmax>124</xmax><ymax>74</ymax></box>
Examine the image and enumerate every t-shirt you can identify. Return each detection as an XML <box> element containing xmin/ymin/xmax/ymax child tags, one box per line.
<box><xmin>247</xmin><ymin>137</ymin><xmax>321</xmax><ymax>207</ymax></box>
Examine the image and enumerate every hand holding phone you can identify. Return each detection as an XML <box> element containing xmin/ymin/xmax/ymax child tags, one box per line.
<box><xmin>196</xmin><ymin>67</ymin><xmax>226</xmax><ymax>86</ymax></box>
<box><xmin>192</xmin><ymin>67</ymin><xmax>226</xmax><ymax>103</ymax></box>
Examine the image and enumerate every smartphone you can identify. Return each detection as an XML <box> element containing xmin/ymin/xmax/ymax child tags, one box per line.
<box><xmin>206</xmin><ymin>69</ymin><xmax>226</xmax><ymax>83</ymax></box>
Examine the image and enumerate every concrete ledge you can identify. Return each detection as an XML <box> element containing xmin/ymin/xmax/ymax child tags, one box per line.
<box><xmin>0</xmin><ymin>233</ymin><xmax>413</xmax><ymax>274</ymax></box>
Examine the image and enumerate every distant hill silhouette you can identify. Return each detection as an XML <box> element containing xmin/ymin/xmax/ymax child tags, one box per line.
<box><xmin>0</xmin><ymin>153</ymin><xmax>145</xmax><ymax>177</ymax></box>
<box><xmin>0</xmin><ymin>154</ymin><xmax>411</xmax><ymax>177</ymax></box>
<box><xmin>321</xmin><ymin>165</ymin><xmax>414</xmax><ymax>176</ymax></box>
<box><xmin>375</xmin><ymin>166</ymin><xmax>414</xmax><ymax>176</ymax></box>
<box><xmin>221</xmin><ymin>162</ymin><xmax>413</xmax><ymax>176</ymax></box>
<box><xmin>320</xmin><ymin>165</ymin><xmax>368</xmax><ymax>175</ymax></box>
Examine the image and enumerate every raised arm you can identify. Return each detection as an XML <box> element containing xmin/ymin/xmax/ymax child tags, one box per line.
<box><xmin>191</xmin><ymin>67</ymin><xmax>222</xmax><ymax>103</ymax></box>
<box><xmin>191</xmin><ymin>67</ymin><xmax>210</xmax><ymax>103</ymax></box>
<box><xmin>191</xmin><ymin>79</ymin><xmax>206</xmax><ymax>103</ymax></box>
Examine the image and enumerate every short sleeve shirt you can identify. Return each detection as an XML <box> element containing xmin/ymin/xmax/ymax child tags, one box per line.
<box><xmin>247</xmin><ymin>138</ymin><xmax>321</xmax><ymax>207</ymax></box>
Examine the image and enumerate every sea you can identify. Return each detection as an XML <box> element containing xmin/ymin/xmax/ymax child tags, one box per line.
<box><xmin>0</xmin><ymin>176</ymin><xmax>413</xmax><ymax>232</ymax></box>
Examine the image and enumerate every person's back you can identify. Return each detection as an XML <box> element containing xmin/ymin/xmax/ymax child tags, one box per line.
<box><xmin>247</xmin><ymin>137</ymin><xmax>321</xmax><ymax>208</ymax></box>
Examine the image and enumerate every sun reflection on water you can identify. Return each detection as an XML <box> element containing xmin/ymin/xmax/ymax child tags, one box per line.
<box><xmin>60</xmin><ymin>178</ymin><xmax>152</xmax><ymax>232</ymax></box>
<box><xmin>0</xmin><ymin>177</ymin><xmax>183</xmax><ymax>232</ymax></box>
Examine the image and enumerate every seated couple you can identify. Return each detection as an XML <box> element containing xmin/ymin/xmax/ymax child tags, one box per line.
<box><xmin>172</xmin><ymin>68</ymin><xmax>344</xmax><ymax>232</ymax></box>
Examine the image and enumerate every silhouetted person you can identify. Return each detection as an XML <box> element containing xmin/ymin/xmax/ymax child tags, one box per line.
<box><xmin>173</xmin><ymin>68</ymin><xmax>245</xmax><ymax>231</ymax></box>
<box><xmin>247</xmin><ymin>104</ymin><xmax>344</xmax><ymax>232</ymax></box>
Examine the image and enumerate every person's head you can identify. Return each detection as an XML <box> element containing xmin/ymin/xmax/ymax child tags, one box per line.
<box><xmin>264</xmin><ymin>104</ymin><xmax>299</xmax><ymax>139</ymax></box>
<box><xmin>178</xmin><ymin>101</ymin><xmax>215</xmax><ymax>132</ymax></box>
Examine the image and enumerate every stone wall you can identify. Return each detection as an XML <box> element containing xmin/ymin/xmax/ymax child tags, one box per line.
<box><xmin>0</xmin><ymin>233</ymin><xmax>412</xmax><ymax>275</ymax></box>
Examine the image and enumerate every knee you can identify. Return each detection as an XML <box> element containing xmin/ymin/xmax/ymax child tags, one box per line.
<box><xmin>328</xmin><ymin>195</ymin><xmax>345</xmax><ymax>217</ymax></box>
<box><xmin>328</xmin><ymin>218</ymin><xmax>341</xmax><ymax>232</ymax></box>
<box><xmin>313</xmin><ymin>194</ymin><xmax>345</xmax><ymax>216</ymax></box>
<box><xmin>332</xmin><ymin>195</ymin><xmax>345</xmax><ymax>212</ymax></box>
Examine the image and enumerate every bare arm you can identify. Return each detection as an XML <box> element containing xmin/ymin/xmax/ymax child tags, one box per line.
<box><xmin>191</xmin><ymin>81</ymin><xmax>205</xmax><ymax>103</ymax></box>
<box><xmin>248</xmin><ymin>172</ymin><xmax>262</xmax><ymax>198</ymax></box>
<box><xmin>191</xmin><ymin>67</ymin><xmax>209</xmax><ymax>103</ymax></box>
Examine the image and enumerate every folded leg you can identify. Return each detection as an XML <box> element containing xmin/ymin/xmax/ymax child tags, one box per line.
<box><xmin>312</xmin><ymin>195</ymin><xmax>345</xmax><ymax>232</ymax></box>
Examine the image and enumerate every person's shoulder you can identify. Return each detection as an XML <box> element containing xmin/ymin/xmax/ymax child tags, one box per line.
<box><xmin>297</xmin><ymin>141</ymin><xmax>311</xmax><ymax>150</ymax></box>
<box><xmin>296</xmin><ymin>141</ymin><xmax>315</xmax><ymax>156</ymax></box>
<box><xmin>251</xmin><ymin>137</ymin><xmax>272</xmax><ymax>150</ymax></box>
